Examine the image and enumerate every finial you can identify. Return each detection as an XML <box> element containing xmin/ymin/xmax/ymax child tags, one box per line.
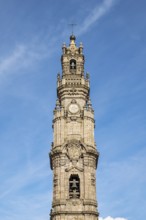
<box><xmin>69</xmin><ymin>23</ymin><xmax>77</xmax><ymax>35</ymax></box>
<box><xmin>57</xmin><ymin>73</ymin><xmax>60</xmax><ymax>80</ymax></box>
<box><xmin>68</xmin><ymin>23</ymin><xmax>77</xmax><ymax>43</ymax></box>
<box><xmin>79</xmin><ymin>42</ymin><xmax>83</xmax><ymax>54</ymax></box>
<box><xmin>55</xmin><ymin>99</ymin><xmax>60</xmax><ymax>110</ymax></box>
<box><xmin>87</xmin><ymin>98</ymin><xmax>92</xmax><ymax>108</ymax></box>
<box><xmin>62</xmin><ymin>42</ymin><xmax>66</xmax><ymax>47</ymax></box>
<box><xmin>86</xmin><ymin>72</ymin><xmax>90</xmax><ymax>80</ymax></box>
<box><xmin>80</xmin><ymin>42</ymin><xmax>83</xmax><ymax>48</ymax></box>
<box><xmin>62</xmin><ymin>42</ymin><xmax>66</xmax><ymax>54</ymax></box>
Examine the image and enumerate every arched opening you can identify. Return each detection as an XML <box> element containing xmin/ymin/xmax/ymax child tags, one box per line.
<box><xmin>70</xmin><ymin>59</ymin><xmax>76</xmax><ymax>70</ymax></box>
<box><xmin>69</xmin><ymin>174</ymin><xmax>80</xmax><ymax>198</ymax></box>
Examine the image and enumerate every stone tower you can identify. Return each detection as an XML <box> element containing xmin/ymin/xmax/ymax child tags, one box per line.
<box><xmin>49</xmin><ymin>35</ymin><xmax>99</xmax><ymax>220</ymax></box>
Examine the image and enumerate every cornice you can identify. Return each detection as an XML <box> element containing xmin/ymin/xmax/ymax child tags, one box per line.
<box><xmin>50</xmin><ymin>210</ymin><xmax>99</xmax><ymax>217</ymax></box>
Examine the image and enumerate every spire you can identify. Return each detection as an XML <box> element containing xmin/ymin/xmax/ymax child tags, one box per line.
<box><xmin>68</xmin><ymin>23</ymin><xmax>76</xmax><ymax>45</ymax></box>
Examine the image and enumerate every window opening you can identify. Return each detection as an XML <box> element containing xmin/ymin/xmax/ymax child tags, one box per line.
<box><xmin>70</xmin><ymin>59</ymin><xmax>76</xmax><ymax>70</ymax></box>
<box><xmin>69</xmin><ymin>174</ymin><xmax>80</xmax><ymax>198</ymax></box>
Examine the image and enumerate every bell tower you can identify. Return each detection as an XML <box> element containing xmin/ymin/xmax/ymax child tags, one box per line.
<box><xmin>49</xmin><ymin>35</ymin><xmax>99</xmax><ymax>220</ymax></box>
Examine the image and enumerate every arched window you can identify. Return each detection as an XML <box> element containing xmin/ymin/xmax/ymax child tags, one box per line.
<box><xmin>70</xmin><ymin>59</ymin><xmax>76</xmax><ymax>70</ymax></box>
<box><xmin>69</xmin><ymin>174</ymin><xmax>80</xmax><ymax>198</ymax></box>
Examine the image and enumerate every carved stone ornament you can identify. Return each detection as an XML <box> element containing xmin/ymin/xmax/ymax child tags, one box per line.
<box><xmin>67</xmin><ymin>198</ymin><xmax>83</xmax><ymax>206</ymax></box>
<box><xmin>67</xmin><ymin>142</ymin><xmax>82</xmax><ymax>161</ymax></box>
<box><xmin>53</xmin><ymin>174</ymin><xmax>58</xmax><ymax>187</ymax></box>
<box><xmin>59</xmin><ymin>158</ymin><xmax>66</xmax><ymax>166</ymax></box>
<box><xmin>91</xmin><ymin>173</ymin><xmax>96</xmax><ymax>186</ymax></box>
<box><xmin>65</xmin><ymin>141</ymin><xmax>84</xmax><ymax>172</ymax></box>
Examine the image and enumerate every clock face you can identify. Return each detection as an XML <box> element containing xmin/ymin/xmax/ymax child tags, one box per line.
<box><xmin>69</xmin><ymin>104</ymin><xmax>79</xmax><ymax>114</ymax></box>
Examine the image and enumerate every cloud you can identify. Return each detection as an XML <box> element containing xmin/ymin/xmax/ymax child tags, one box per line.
<box><xmin>0</xmin><ymin>0</ymin><xmax>117</xmax><ymax>81</ymax></box>
<box><xmin>0</xmin><ymin>45</ymin><xmax>26</xmax><ymax>75</ymax></box>
<box><xmin>0</xmin><ymin>157</ymin><xmax>51</xmax><ymax>199</ymax></box>
<box><xmin>96</xmin><ymin>148</ymin><xmax>146</xmax><ymax>219</ymax></box>
<box><xmin>0</xmin><ymin>35</ymin><xmax>57</xmax><ymax>83</ymax></box>
<box><xmin>99</xmin><ymin>217</ymin><xmax>127</xmax><ymax>220</ymax></box>
<box><xmin>77</xmin><ymin>0</ymin><xmax>117</xmax><ymax>35</ymax></box>
<box><xmin>0</xmin><ymin>43</ymin><xmax>47</xmax><ymax>78</ymax></box>
<box><xmin>0</xmin><ymin>190</ymin><xmax>52</xmax><ymax>220</ymax></box>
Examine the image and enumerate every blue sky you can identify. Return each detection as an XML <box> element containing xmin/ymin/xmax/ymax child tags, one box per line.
<box><xmin>0</xmin><ymin>0</ymin><xmax>146</xmax><ymax>220</ymax></box>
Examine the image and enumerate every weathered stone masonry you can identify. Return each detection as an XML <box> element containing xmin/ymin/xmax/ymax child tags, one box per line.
<box><xmin>49</xmin><ymin>35</ymin><xmax>99</xmax><ymax>220</ymax></box>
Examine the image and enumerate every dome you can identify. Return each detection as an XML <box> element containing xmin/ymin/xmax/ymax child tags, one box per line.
<box><xmin>70</xmin><ymin>34</ymin><xmax>76</xmax><ymax>41</ymax></box>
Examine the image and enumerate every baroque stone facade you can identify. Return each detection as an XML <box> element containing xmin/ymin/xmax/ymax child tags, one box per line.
<box><xmin>49</xmin><ymin>35</ymin><xmax>99</xmax><ymax>220</ymax></box>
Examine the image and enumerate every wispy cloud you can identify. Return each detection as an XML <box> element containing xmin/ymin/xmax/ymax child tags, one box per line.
<box><xmin>77</xmin><ymin>0</ymin><xmax>117</xmax><ymax>35</ymax></box>
<box><xmin>0</xmin><ymin>154</ymin><xmax>52</xmax><ymax>220</ymax></box>
<box><xmin>99</xmin><ymin>217</ymin><xmax>127</xmax><ymax>220</ymax></box>
<box><xmin>0</xmin><ymin>43</ymin><xmax>47</xmax><ymax>79</ymax></box>
<box><xmin>0</xmin><ymin>0</ymin><xmax>117</xmax><ymax>81</ymax></box>
<box><xmin>0</xmin><ymin>35</ymin><xmax>58</xmax><ymax>83</ymax></box>
<box><xmin>0</xmin><ymin>192</ymin><xmax>52</xmax><ymax>220</ymax></box>
<box><xmin>0</xmin><ymin>158</ymin><xmax>50</xmax><ymax>199</ymax></box>
<box><xmin>97</xmin><ymin>148</ymin><xmax>146</xmax><ymax>219</ymax></box>
<box><xmin>0</xmin><ymin>45</ymin><xmax>26</xmax><ymax>75</ymax></box>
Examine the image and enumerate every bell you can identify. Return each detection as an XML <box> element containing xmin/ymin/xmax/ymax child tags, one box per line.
<box><xmin>71</xmin><ymin>61</ymin><xmax>75</xmax><ymax>69</ymax></box>
<box><xmin>72</xmin><ymin>179</ymin><xmax>77</xmax><ymax>189</ymax></box>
